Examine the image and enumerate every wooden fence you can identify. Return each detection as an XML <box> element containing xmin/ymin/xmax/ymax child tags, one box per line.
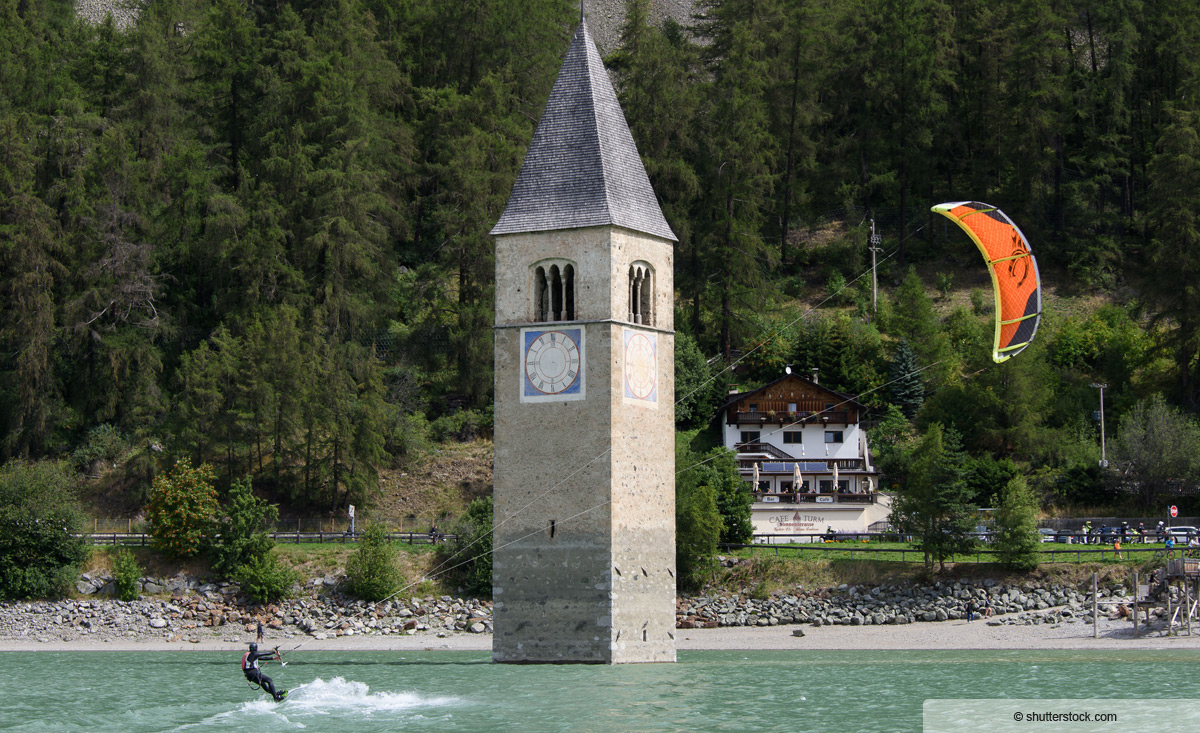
<box><xmin>79</xmin><ymin>531</ymin><xmax>453</xmax><ymax>547</ymax></box>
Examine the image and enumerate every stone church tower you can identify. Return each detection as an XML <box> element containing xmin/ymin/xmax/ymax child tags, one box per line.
<box><xmin>490</xmin><ymin>17</ymin><xmax>677</xmax><ymax>664</ymax></box>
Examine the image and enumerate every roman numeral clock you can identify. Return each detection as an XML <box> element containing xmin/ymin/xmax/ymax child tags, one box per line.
<box><xmin>521</xmin><ymin>327</ymin><xmax>584</xmax><ymax>401</ymax></box>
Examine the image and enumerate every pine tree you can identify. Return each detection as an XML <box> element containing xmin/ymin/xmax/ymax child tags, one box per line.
<box><xmin>891</xmin><ymin>423</ymin><xmax>976</xmax><ymax>571</ymax></box>
<box><xmin>693</xmin><ymin>0</ymin><xmax>780</xmax><ymax>357</ymax></box>
<box><xmin>0</xmin><ymin>111</ymin><xmax>67</xmax><ymax>457</ymax></box>
<box><xmin>994</xmin><ymin>475</ymin><xmax>1040</xmax><ymax>571</ymax></box>
<box><xmin>888</xmin><ymin>339</ymin><xmax>924</xmax><ymax>419</ymax></box>
<box><xmin>1145</xmin><ymin>106</ymin><xmax>1200</xmax><ymax>408</ymax></box>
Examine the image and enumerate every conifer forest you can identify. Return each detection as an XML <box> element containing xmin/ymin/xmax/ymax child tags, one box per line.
<box><xmin>4</xmin><ymin>0</ymin><xmax>1200</xmax><ymax>515</ymax></box>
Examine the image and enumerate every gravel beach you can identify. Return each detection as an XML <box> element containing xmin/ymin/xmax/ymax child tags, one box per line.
<box><xmin>0</xmin><ymin>614</ymin><xmax>1184</xmax><ymax>654</ymax></box>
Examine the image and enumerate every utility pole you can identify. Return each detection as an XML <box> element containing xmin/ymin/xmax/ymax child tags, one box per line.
<box><xmin>868</xmin><ymin>219</ymin><xmax>883</xmax><ymax>314</ymax></box>
<box><xmin>1091</xmin><ymin>383</ymin><xmax>1108</xmax><ymax>468</ymax></box>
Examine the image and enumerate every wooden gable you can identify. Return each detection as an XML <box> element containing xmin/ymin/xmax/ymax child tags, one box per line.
<box><xmin>724</xmin><ymin>375</ymin><xmax>862</xmax><ymax>426</ymax></box>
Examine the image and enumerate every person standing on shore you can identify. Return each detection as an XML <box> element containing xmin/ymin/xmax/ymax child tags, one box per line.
<box><xmin>965</xmin><ymin>599</ymin><xmax>976</xmax><ymax>623</ymax></box>
<box><xmin>256</xmin><ymin>620</ymin><xmax>264</xmax><ymax>644</ymax></box>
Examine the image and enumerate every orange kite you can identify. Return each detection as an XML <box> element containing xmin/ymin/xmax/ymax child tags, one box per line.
<box><xmin>932</xmin><ymin>201</ymin><xmax>1041</xmax><ymax>362</ymax></box>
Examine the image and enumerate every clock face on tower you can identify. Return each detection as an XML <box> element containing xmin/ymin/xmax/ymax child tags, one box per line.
<box><xmin>521</xmin><ymin>327</ymin><xmax>585</xmax><ymax>402</ymax></box>
<box><xmin>623</xmin><ymin>328</ymin><xmax>657</xmax><ymax>405</ymax></box>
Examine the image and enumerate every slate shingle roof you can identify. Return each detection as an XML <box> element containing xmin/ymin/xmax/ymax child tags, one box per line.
<box><xmin>490</xmin><ymin>21</ymin><xmax>677</xmax><ymax>242</ymax></box>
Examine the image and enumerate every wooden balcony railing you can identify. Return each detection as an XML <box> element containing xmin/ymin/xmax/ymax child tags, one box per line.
<box><xmin>752</xmin><ymin>491</ymin><xmax>876</xmax><ymax>505</ymax></box>
<box><xmin>734</xmin><ymin>410</ymin><xmax>851</xmax><ymax>425</ymax></box>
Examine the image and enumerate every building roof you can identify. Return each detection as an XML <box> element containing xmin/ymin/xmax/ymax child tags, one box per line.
<box><xmin>718</xmin><ymin>373</ymin><xmax>868</xmax><ymax>414</ymax></box>
<box><xmin>490</xmin><ymin>21</ymin><xmax>677</xmax><ymax>242</ymax></box>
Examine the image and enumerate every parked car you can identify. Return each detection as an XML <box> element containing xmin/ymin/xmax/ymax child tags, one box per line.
<box><xmin>1037</xmin><ymin>528</ymin><xmax>1057</xmax><ymax>543</ymax></box>
<box><xmin>1057</xmin><ymin>530</ymin><xmax>1081</xmax><ymax>544</ymax></box>
<box><xmin>1166</xmin><ymin>526</ymin><xmax>1198</xmax><ymax>542</ymax></box>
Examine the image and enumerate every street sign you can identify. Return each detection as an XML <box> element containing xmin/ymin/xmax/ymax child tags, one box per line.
<box><xmin>1170</xmin><ymin>505</ymin><xmax>1178</xmax><ymax>518</ymax></box>
<box><xmin>348</xmin><ymin>504</ymin><xmax>355</xmax><ymax>518</ymax></box>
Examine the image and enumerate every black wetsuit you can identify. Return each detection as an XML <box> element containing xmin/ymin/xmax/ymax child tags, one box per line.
<box><xmin>242</xmin><ymin>648</ymin><xmax>284</xmax><ymax>701</ymax></box>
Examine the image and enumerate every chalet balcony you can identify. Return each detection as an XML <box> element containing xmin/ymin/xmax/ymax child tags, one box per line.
<box><xmin>733</xmin><ymin>410</ymin><xmax>850</xmax><ymax>425</ymax></box>
<box><xmin>752</xmin><ymin>491</ymin><xmax>876</xmax><ymax>505</ymax></box>
<box><xmin>738</xmin><ymin>454</ymin><xmax>866</xmax><ymax>471</ymax></box>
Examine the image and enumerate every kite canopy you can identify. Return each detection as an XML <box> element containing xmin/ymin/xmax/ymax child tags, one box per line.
<box><xmin>931</xmin><ymin>201</ymin><xmax>1041</xmax><ymax>362</ymax></box>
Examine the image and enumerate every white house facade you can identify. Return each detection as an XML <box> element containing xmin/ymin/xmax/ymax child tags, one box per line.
<box><xmin>718</xmin><ymin>371</ymin><xmax>891</xmax><ymax>542</ymax></box>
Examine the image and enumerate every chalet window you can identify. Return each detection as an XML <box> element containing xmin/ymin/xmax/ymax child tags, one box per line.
<box><xmin>787</xmin><ymin>403</ymin><xmax>797</xmax><ymax>412</ymax></box>
<box><xmin>740</xmin><ymin>431</ymin><xmax>760</xmax><ymax>444</ymax></box>
<box><xmin>629</xmin><ymin>262</ymin><xmax>654</xmax><ymax>326</ymax></box>
<box><xmin>783</xmin><ymin>432</ymin><xmax>802</xmax><ymax>444</ymax></box>
<box><xmin>533</xmin><ymin>260</ymin><xmax>575</xmax><ymax>322</ymax></box>
<box><xmin>824</xmin><ymin>431</ymin><xmax>843</xmax><ymax>444</ymax></box>
<box><xmin>748</xmin><ymin>403</ymin><xmax>758</xmax><ymax>412</ymax></box>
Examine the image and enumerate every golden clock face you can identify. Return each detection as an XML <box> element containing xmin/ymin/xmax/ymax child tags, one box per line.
<box><xmin>623</xmin><ymin>329</ymin><xmax>657</xmax><ymax>402</ymax></box>
<box><xmin>522</xmin><ymin>328</ymin><xmax>584</xmax><ymax>401</ymax></box>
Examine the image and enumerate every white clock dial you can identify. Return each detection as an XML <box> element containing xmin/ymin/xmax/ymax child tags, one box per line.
<box><xmin>624</xmin><ymin>331</ymin><xmax>656</xmax><ymax>400</ymax></box>
<box><xmin>524</xmin><ymin>330</ymin><xmax>581</xmax><ymax>395</ymax></box>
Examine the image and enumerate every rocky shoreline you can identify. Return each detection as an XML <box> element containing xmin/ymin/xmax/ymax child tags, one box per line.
<box><xmin>677</xmin><ymin>577</ymin><xmax>1157</xmax><ymax>630</ymax></box>
<box><xmin>2</xmin><ymin>572</ymin><xmax>1179</xmax><ymax>646</ymax></box>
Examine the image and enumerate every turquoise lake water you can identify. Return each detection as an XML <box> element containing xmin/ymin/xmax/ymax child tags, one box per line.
<box><xmin>2</xmin><ymin>649</ymin><xmax>1198</xmax><ymax>731</ymax></box>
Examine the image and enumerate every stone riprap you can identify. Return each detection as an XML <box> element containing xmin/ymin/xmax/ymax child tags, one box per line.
<box><xmin>677</xmin><ymin>578</ymin><xmax>1182</xmax><ymax>630</ymax></box>
<box><xmin>2</xmin><ymin>573</ymin><xmax>1182</xmax><ymax>644</ymax></box>
<box><xmin>2</xmin><ymin>574</ymin><xmax>493</xmax><ymax>644</ymax></box>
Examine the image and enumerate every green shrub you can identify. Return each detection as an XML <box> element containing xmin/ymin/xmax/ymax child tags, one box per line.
<box><xmin>212</xmin><ymin>475</ymin><xmax>278</xmax><ymax>577</ymax></box>
<box><xmin>387</xmin><ymin>412</ymin><xmax>430</xmax><ymax>466</ymax></box>
<box><xmin>936</xmin><ymin>272</ymin><xmax>954</xmax><ymax>300</ymax></box>
<box><xmin>344</xmin><ymin>524</ymin><xmax>401</xmax><ymax>601</ymax></box>
<box><xmin>70</xmin><ymin>424</ymin><xmax>129</xmax><ymax>474</ymax></box>
<box><xmin>144</xmin><ymin>458</ymin><xmax>219</xmax><ymax>559</ymax></box>
<box><xmin>234</xmin><ymin>553</ymin><xmax>298</xmax><ymax>604</ymax></box>
<box><xmin>826</xmin><ymin>270</ymin><xmax>849</xmax><ymax>303</ymax></box>
<box><xmin>0</xmin><ymin>461</ymin><xmax>87</xmax><ymax>600</ymax></box>
<box><xmin>111</xmin><ymin>548</ymin><xmax>142</xmax><ymax>601</ymax></box>
<box><xmin>442</xmin><ymin>497</ymin><xmax>493</xmax><ymax>597</ymax></box>
<box><xmin>676</xmin><ymin>478</ymin><xmax>721</xmax><ymax>593</ymax></box>
<box><xmin>429</xmin><ymin>408</ymin><xmax>493</xmax><ymax>442</ymax></box>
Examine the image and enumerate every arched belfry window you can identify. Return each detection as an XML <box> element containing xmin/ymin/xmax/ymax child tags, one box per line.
<box><xmin>532</xmin><ymin>260</ymin><xmax>575</xmax><ymax>322</ymax></box>
<box><xmin>629</xmin><ymin>262</ymin><xmax>654</xmax><ymax>326</ymax></box>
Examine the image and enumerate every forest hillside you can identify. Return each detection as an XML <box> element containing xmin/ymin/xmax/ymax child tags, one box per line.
<box><xmin>4</xmin><ymin>0</ymin><xmax>1200</xmax><ymax>524</ymax></box>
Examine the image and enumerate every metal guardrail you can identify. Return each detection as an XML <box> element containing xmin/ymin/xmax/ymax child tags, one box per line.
<box><xmin>78</xmin><ymin>531</ymin><xmax>455</xmax><ymax>547</ymax></box>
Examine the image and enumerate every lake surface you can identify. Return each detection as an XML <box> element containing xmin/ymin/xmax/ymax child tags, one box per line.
<box><xmin>3</xmin><ymin>649</ymin><xmax>1198</xmax><ymax>731</ymax></box>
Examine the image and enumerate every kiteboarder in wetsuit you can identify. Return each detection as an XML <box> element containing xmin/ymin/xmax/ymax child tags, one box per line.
<box><xmin>242</xmin><ymin>642</ymin><xmax>286</xmax><ymax>701</ymax></box>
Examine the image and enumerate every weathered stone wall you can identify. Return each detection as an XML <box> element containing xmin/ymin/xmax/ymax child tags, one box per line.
<box><xmin>493</xmin><ymin>227</ymin><xmax>675</xmax><ymax>663</ymax></box>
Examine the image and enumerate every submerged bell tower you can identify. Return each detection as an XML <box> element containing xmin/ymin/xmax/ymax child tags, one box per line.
<box><xmin>490</xmin><ymin>15</ymin><xmax>677</xmax><ymax>664</ymax></box>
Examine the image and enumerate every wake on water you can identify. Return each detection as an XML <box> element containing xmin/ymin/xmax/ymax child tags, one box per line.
<box><xmin>193</xmin><ymin>677</ymin><xmax>461</xmax><ymax>728</ymax></box>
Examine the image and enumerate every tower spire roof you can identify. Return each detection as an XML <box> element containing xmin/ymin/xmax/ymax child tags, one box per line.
<box><xmin>490</xmin><ymin>21</ymin><xmax>677</xmax><ymax>242</ymax></box>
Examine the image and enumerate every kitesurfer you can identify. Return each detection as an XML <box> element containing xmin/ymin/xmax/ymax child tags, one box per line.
<box><xmin>242</xmin><ymin>642</ymin><xmax>286</xmax><ymax>701</ymax></box>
